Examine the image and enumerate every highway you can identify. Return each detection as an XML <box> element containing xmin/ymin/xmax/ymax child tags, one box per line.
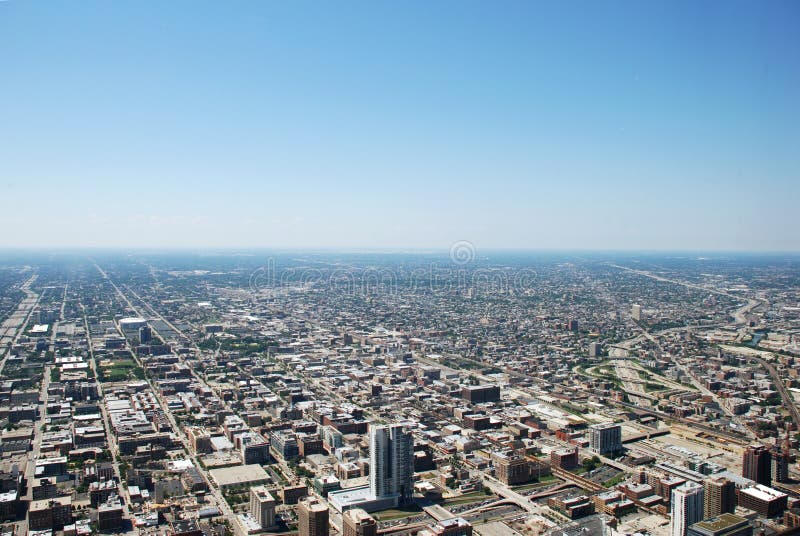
<box><xmin>0</xmin><ymin>275</ymin><xmax>40</xmax><ymax>371</ymax></box>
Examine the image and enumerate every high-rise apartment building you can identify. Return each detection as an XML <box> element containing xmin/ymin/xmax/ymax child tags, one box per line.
<box><xmin>672</xmin><ymin>482</ymin><xmax>704</xmax><ymax>536</ymax></box>
<box><xmin>704</xmin><ymin>477</ymin><xmax>736</xmax><ymax>519</ymax></box>
<box><xmin>772</xmin><ymin>440</ymin><xmax>790</xmax><ymax>484</ymax></box>
<box><xmin>298</xmin><ymin>497</ymin><xmax>329</xmax><ymax>536</ymax></box>
<box><xmin>742</xmin><ymin>445</ymin><xmax>771</xmax><ymax>486</ymax></box>
<box><xmin>589</xmin><ymin>422</ymin><xmax>622</xmax><ymax>455</ymax></box>
<box><xmin>369</xmin><ymin>424</ymin><xmax>414</xmax><ymax>506</ymax></box>
<box><xmin>250</xmin><ymin>486</ymin><xmax>277</xmax><ymax>530</ymax></box>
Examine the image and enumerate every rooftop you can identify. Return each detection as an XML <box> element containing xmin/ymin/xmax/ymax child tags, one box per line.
<box><xmin>209</xmin><ymin>464</ymin><xmax>269</xmax><ymax>487</ymax></box>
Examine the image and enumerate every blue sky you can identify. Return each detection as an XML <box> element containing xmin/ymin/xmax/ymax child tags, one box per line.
<box><xmin>1</xmin><ymin>1</ymin><xmax>798</xmax><ymax>250</ymax></box>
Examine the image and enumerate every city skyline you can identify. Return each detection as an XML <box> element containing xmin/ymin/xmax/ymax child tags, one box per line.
<box><xmin>1</xmin><ymin>1</ymin><xmax>798</xmax><ymax>251</ymax></box>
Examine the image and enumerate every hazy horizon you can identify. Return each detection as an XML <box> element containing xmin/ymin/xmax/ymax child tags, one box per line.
<box><xmin>2</xmin><ymin>1</ymin><xmax>798</xmax><ymax>250</ymax></box>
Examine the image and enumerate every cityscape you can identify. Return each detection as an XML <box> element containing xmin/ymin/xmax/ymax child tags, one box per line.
<box><xmin>1</xmin><ymin>250</ymin><xmax>800</xmax><ymax>536</ymax></box>
<box><xmin>1</xmin><ymin>1</ymin><xmax>798</xmax><ymax>536</ymax></box>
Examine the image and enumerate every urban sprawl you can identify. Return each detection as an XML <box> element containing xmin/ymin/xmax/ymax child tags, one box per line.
<box><xmin>1</xmin><ymin>252</ymin><xmax>800</xmax><ymax>536</ymax></box>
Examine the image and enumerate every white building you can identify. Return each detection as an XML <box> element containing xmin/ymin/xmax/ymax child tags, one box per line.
<box><xmin>250</xmin><ymin>486</ymin><xmax>276</xmax><ymax>530</ymax></box>
<box><xmin>369</xmin><ymin>424</ymin><xmax>414</xmax><ymax>505</ymax></box>
<box><xmin>671</xmin><ymin>482</ymin><xmax>704</xmax><ymax>536</ymax></box>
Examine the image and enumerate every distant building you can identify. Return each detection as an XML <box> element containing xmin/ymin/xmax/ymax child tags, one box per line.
<box><xmin>270</xmin><ymin>430</ymin><xmax>300</xmax><ymax>461</ymax></box>
<box><xmin>631</xmin><ymin>304</ymin><xmax>642</xmax><ymax>321</ymax></box>
<box><xmin>589</xmin><ymin>422</ymin><xmax>622</xmax><ymax>455</ymax></box>
<box><xmin>461</xmin><ymin>385</ymin><xmax>500</xmax><ymax>404</ymax></box>
<box><xmin>742</xmin><ymin>445</ymin><xmax>771</xmax><ymax>486</ymax></box>
<box><xmin>298</xmin><ymin>497</ymin><xmax>329</xmax><ymax>536</ymax></box>
<box><xmin>589</xmin><ymin>342</ymin><xmax>602</xmax><ymax>358</ymax></box>
<box><xmin>139</xmin><ymin>326</ymin><xmax>152</xmax><ymax>344</ymax></box>
<box><xmin>671</xmin><ymin>482</ymin><xmax>704</xmax><ymax>536</ymax></box>
<box><xmin>342</xmin><ymin>508</ymin><xmax>377</xmax><ymax>536</ymax></box>
<box><xmin>772</xmin><ymin>442</ymin><xmax>790</xmax><ymax>484</ymax></box>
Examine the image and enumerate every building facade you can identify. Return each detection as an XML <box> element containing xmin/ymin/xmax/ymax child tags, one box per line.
<box><xmin>250</xmin><ymin>486</ymin><xmax>277</xmax><ymax>530</ymax></box>
<box><xmin>369</xmin><ymin>424</ymin><xmax>414</xmax><ymax>506</ymax></box>
<box><xmin>703</xmin><ymin>477</ymin><xmax>736</xmax><ymax>519</ymax></box>
<box><xmin>742</xmin><ymin>445</ymin><xmax>771</xmax><ymax>486</ymax></box>
<box><xmin>671</xmin><ymin>482</ymin><xmax>704</xmax><ymax>536</ymax></box>
<box><xmin>298</xmin><ymin>497</ymin><xmax>329</xmax><ymax>536</ymax></box>
<box><xmin>589</xmin><ymin>422</ymin><xmax>622</xmax><ymax>455</ymax></box>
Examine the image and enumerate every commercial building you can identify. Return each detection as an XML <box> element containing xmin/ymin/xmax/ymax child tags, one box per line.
<box><xmin>686</xmin><ymin>514</ymin><xmax>753</xmax><ymax>536</ymax></box>
<box><xmin>209</xmin><ymin>464</ymin><xmax>269</xmax><ymax>491</ymax></box>
<box><xmin>671</xmin><ymin>482</ymin><xmax>704</xmax><ymax>536</ymax></box>
<box><xmin>460</xmin><ymin>385</ymin><xmax>500</xmax><ymax>404</ymax></box>
<box><xmin>492</xmin><ymin>451</ymin><xmax>538</xmax><ymax>485</ymax></box>
<box><xmin>737</xmin><ymin>484</ymin><xmax>788</xmax><ymax>518</ymax></box>
<box><xmin>589</xmin><ymin>422</ymin><xmax>622</xmax><ymax>455</ymax></box>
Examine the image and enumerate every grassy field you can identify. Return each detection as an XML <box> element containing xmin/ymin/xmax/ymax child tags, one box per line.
<box><xmin>98</xmin><ymin>358</ymin><xmax>145</xmax><ymax>382</ymax></box>
<box><xmin>372</xmin><ymin>504</ymin><xmax>424</xmax><ymax>521</ymax></box>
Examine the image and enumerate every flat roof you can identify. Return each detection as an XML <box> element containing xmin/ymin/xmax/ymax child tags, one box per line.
<box><xmin>209</xmin><ymin>464</ymin><xmax>269</xmax><ymax>487</ymax></box>
<box><xmin>740</xmin><ymin>484</ymin><xmax>787</xmax><ymax>502</ymax></box>
<box><xmin>693</xmin><ymin>513</ymin><xmax>749</xmax><ymax>531</ymax></box>
<box><xmin>328</xmin><ymin>485</ymin><xmax>373</xmax><ymax>509</ymax></box>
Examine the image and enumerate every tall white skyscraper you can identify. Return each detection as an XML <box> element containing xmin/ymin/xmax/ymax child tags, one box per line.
<box><xmin>369</xmin><ymin>424</ymin><xmax>414</xmax><ymax>505</ymax></box>
<box><xmin>672</xmin><ymin>482</ymin><xmax>704</xmax><ymax>536</ymax></box>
